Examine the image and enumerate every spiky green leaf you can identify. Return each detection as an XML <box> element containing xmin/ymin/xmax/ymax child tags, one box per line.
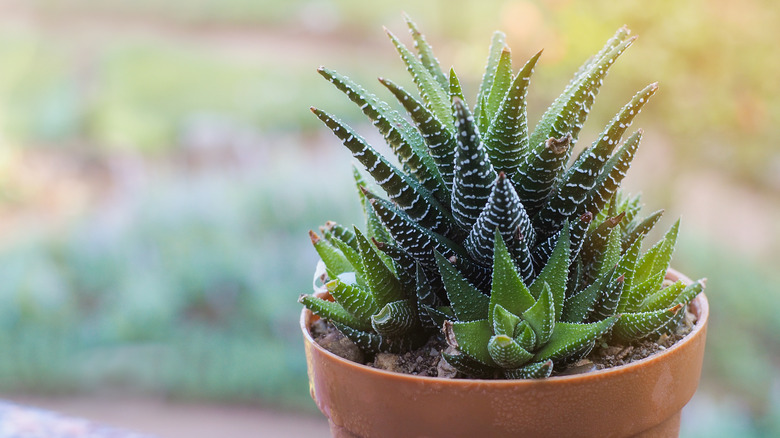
<box><xmin>504</xmin><ymin>360</ymin><xmax>554</xmax><ymax>379</ymax></box>
<box><xmin>353</xmin><ymin>167</ymin><xmax>393</xmax><ymax>244</ymax></box>
<box><xmin>368</xmin><ymin>194</ymin><xmax>460</xmax><ymax>269</ymax></box>
<box><xmin>530</xmin><ymin>32</ymin><xmax>635</xmax><ymax>153</ymax></box>
<box><xmin>386</xmin><ymin>29</ymin><xmax>452</xmax><ymax>132</ymax></box>
<box><xmin>652</xmin><ymin>219</ymin><xmax>680</xmax><ymax>275</ymax></box>
<box><xmin>484</xmin><ymin>51</ymin><xmax>542</xmax><ymax>176</ymax></box>
<box><xmin>562</xmin><ymin>275</ymin><xmax>605</xmax><ymax>323</ymax></box>
<box><xmin>326</xmin><ymin>279</ymin><xmax>380</xmax><ymax>325</ymax></box>
<box><xmin>451</xmin><ymin>98</ymin><xmax>497</xmax><ymax>229</ymax></box>
<box><xmin>299</xmin><ymin>295</ymin><xmax>371</xmax><ymax>331</ymax></box>
<box><xmin>317</xmin><ymin>68</ymin><xmax>445</xmax><ymax>199</ymax></box>
<box><xmin>441</xmin><ymin>352</ymin><xmax>494</xmax><ymax>378</ymax></box>
<box><xmin>611</xmin><ymin>305</ymin><xmax>684</xmax><ymax>343</ymax></box>
<box><xmin>534</xmin><ymin>317</ymin><xmax>618</xmax><ymax>362</ymax></box>
<box><xmin>484</xmin><ymin>46</ymin><xmax>513</xmax><ymax>126</ymax></box>
<box><xmin>449</xmin><ymin>67</ymin><xmax>466</xmax><ymax>103</ymax></box>
<box><xmin>490</xmin><ymin>231</ymin><xmax>536</xmax><ymax>320</ymax></box>
<box><xmin>615</xmin><ymin>236</ymin><xmax>643</xmax><ymax>312</ymax></box>
<box><xmin>513</xmin><ymin>235</ymin><xmax>535</xmax><ymax>284</ymax></box>
<box><xmin>530</xmin><ymin>225</ymin><xmax>570</xmax><ymax>320</ymax></box>
<box><xmin>380</xmin><ymin>77</ymin><xmax>456</xmax><ymax>197</ymax></box>
<box><xmin>623</xmin><ymin>209</ymin><xmax>663</xmax><ymax>250</ymax></box>
<box><xmin>586</xmin><ymin>130</ymin><xmax>643</xmax><ymax>217</ymax></box>
<box><xmin>622</xmin><ymin>270</ymin><xmax>666</xmax><ymax>314</ymax></box>
<box><xmin>465</xmin><ymin>173</ymin><xmax>534</xmax><ymax>266</ymax></box>
<box><xmin>591</xmin><ymin>272</ymin><xmax>625</xmax><ymax>320</ymax></box>
<box><xmin>355</xmin><ymin>228</ymin><xmax>404</xmax><ymax>306</ymax></box>
<box><xmin>598</xmin><ymin>228</ymin><xmax>623</xmax><ymax>278</ymax></box>
<box><xmin>474</xmin><ymin>31</ymin><xmax>507</xmax><ymax>125</ymax></box>
<box><xmin>436</xmin><ymin>252</ymin><xmax>489</xmax><ymax>322</ymax></box>
<box><xmin>322</xmin><ymin>221</ymin><xmax>358</xmax><ymax>251</ymax></box>
<box><xmin>332</xmin><ymin>322</ymin><xmax>384</xmax><ymax>355</ymax></box>
<box><xmin>312</xmin><ymin>108</ymin><xmax>451</xmax><ymax>234</ymax></box>
<box><xmin>310</xmin><ymin>230</ymin><xmax>353</xmax><ymax>279</ymax></box>
<box><xmin>513</xmin><ymin>321</ymin><xmax>537</xmax><ymax>351</ymax></box>
<box><xmin>513</xmin><ymin>134</ymin><xmax>571</xmax><ymax>217</ymax></box>
<box><xmin>492</xmin><ymin>304</ymin><xmax>522</xmax><ymax>337</ymax></box>
<box><xmin>450</xmin><ymin>319</ymin><xmax>496</xmax><ymax>366</ymax></box>
<box><xmin>488</xmin><ymin>334</ymin><xmax>533</xmax><ymax>368</ymax></box>
<box><xmin>535</xmin><ymin>83</ymin><xmax>658</xmax><ymax>230</ymax></box>
<box><xmin>522</xmin><ymin>282</ymin><xmax>555</xmax><ymax>347</ymax></box>
<box><xmin>640</xmin><ymin>280</ymin><xmax>686</xmax><ymax>312</ymax></box>
<box><xmin>580</xmin><ymin>212</ymin><xmax>625</xmax><ymax>274</ymax></box>
<box><xmin>330</xmin><ymin>234</ymin><xmax>365</xmax><ymax>283</ymax></box>
<box><xmin>371</xmin><ymin>300</ymin><xmax>417</xmax><ymax>337</ymax></box>
<box><xmin>404</xmin><ymin>14</ymin><xmax>449</xmax><ymax>89</ymax></box>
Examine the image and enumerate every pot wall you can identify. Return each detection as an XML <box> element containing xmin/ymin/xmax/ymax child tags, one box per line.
<box><xmin>301</xmin><ymin>269</ymin><xmax>708</xmax><ymax>438</ymax></box>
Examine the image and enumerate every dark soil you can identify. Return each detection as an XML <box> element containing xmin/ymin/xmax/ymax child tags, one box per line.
<box><xmin>587</xmin><ymin>307</ymin><xmax>698</xmax><ymax>371</ymax></box>
<box><xmin>310</xmin><ymin>305</ymin><xmax>698</xmax><ymax>379</ymax></box>
<box><xmin>310</xmin><ymin>319</ymin><xmax>452</xmax><ymax>377</ymax></box>
<box><xmin>371</xmin><ymin>335</ymin><xmax>449</xmax><ymax>377</ymax></box>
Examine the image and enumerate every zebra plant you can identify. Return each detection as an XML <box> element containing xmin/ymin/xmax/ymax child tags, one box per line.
<box><xmin>299</xmin><ymin>17</ymin><xmax>705</xmax><ymax>377</ymax></box>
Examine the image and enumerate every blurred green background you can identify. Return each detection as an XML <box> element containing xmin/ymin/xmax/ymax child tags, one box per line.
<box><xmin>0</xmin><ymin>0</ymin><xmax>777</xmax><ymax>436</ymax></box>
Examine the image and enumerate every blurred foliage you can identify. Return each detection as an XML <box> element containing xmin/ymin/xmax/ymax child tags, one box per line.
<box><xmin>674</xmin><ymin>233</ymin><xmax>780</xmax><ymax>437</ymax></box>
<box><xmin>0</xmin><ymin>143</ymin><xmax>360</xmax><ymax>409</ymax></box>
<box><xmin>0</xmin><ymin>0</ymin><xmax>777</xmax><ymax>187</ymax></box>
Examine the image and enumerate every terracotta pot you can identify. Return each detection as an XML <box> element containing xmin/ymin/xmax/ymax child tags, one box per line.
<box><xmin>301</xmin><ymin>269</ymin><xmax>708</xmax><ymax>438</ymax></box>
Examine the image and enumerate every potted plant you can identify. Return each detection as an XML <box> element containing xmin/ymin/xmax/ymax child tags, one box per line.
<box><xmin>299</xmin><ymin>16</ymin><xmax>708</xmax><ymax>438</ymax></box>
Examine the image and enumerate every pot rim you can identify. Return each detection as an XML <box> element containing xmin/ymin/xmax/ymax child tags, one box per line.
<box><xmin>300</xmin><ymin>267</ymin><xmax>708</xmax><ymax>385</ymax></box>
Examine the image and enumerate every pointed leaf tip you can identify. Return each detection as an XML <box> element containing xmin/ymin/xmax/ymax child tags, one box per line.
<box><xmin>443</xmin><ymin>320</ymin><xmax>457</xmax><ymax>347</ymax></box>
<box><xmin>580</xmin><ymin>211</ymin><xmax>594</xmax><ymax>222</ymax></box>
<box><xmin>546</xmin><ymin>134</ymin><xmax>572</xmax><ymax>154</ymax></box>
<box><xmin>309</xmin><ymin>230</ymin><xmax>321</xmax><ymax>244</ymax></box>
<box><xmin>607</xmin><ymin>211</ymin><xmax>627</xmax><ymax>227</ymax></box>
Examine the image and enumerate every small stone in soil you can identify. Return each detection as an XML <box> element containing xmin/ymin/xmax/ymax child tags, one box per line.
<box><xmin>373</xmin><ymin>353</ymin><xmax>401</xmax><ymax>373</ymax></box>
<box><xmin>311</xmin><ymin>319</ymin><xmax>364</xmax><ymax>364</ymax></box>
<box><xmin>436</xmin><ymin>346</ymin><xmax>459</xmax><ymax>379</ymax></box>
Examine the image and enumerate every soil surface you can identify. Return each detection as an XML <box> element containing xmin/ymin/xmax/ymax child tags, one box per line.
<box><xmin>312</xmin><ymin>304</ymin><xmax>699</xmax><ymax>379</ymax></box>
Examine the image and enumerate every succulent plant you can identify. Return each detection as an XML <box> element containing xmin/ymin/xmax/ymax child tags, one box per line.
<box><xmin>299</xmin><ymin>17</ymin><xmax>705</xmax><ymax>378</ymax></box>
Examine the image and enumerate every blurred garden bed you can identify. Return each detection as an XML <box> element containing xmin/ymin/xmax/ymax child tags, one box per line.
<box><xmin>0</xmin><ymin>135</ymin><xmax>361</xmax><ymax>411</ymax></box>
